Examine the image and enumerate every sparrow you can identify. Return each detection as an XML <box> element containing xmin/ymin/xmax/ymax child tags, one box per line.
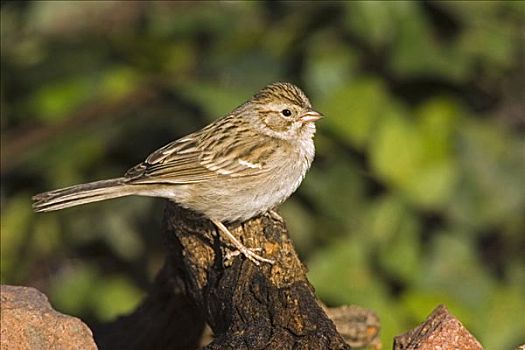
<box><xmin>33</xmin><ymin>82</ymin><xmax>323</xmax><ymax>265</ymax></box>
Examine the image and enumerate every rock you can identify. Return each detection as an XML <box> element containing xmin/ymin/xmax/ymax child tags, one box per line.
<box><xmin>393</xmin><ymin>304</ymin><xmax>483</xmax><ymax>350</ymax></box>
<box><xmin>1</xmin><ymin>285</ymin><xmax>97</xmax><ymax>350</ymax></box>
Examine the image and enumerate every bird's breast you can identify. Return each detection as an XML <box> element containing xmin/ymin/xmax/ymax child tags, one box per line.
<box><xmin>171</xmin><ymin>137</ymin><xmax>315</xmax><ymax>223</ymax></box>
<box><xmin>230</xmin><ymin>137</ymin><xmax>314</xmax><ymax>221</ymax></box>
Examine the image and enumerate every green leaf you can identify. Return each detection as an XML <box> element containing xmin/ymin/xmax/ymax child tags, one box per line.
<box><xmin>49</xmin><ymin>264</ymin><xmax>99</xmax><ymax>315</ymax></box>
<box><xmin>450</xmin><ymin>121</ymin><xmax>525</xmax><ymax>229</ymax></box>
<box><xmin>370</xmin><ymin>196</ymin><xmax>421</xmax><ymax>283</ymax></box>
<box><xmin>319</xmin><ymin>78</ymin><xmax>391</xmax><ymax>149</ymax></box>
<box><xmin>49</xmin><ymin>265</ymin><xmax>143</xmax><ymax>321</ymax></box>
<box><xmin>308</xmin><ymin>236</ymin><xmax>387</xmax><ymax>307</ymax></box>
<box><xmin>92</xmin><ymin>276</ymin><xmax>143</xmax><ymax>321</ymax></box>
<box><xmin>0</xmin><ymin>195</ymin><xmax>34</xmax><ymax>283</ymax></box>
<box><xmin>99</xmin><ymin>67</ymin><xmax>141</xmax><ymax>101</ymax></box>
<box><xmin>370</xmin><ymin>98</ymin><xmax>460</xmax><ymax>209</ymax></box>
<box><xmin>303</xmin><ymin>29</ymin><xmax>360</xmax><ymax>98</ymax></box>
<box><xmin>31</xmin><ymin>77</ymin><xmax>96</xmax><ymax>122</ymax></box>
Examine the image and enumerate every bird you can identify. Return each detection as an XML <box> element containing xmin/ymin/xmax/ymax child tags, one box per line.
<box><xmin>33</xmin><ymin>82</ymin><xmax>323</xmax><ymax>265</ymax></box>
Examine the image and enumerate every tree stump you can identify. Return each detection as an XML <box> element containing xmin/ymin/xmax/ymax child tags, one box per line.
<box><xmin>97</xmin><ymin>201</ymin><xmax>350</xmax><ymax>349</ymax></box>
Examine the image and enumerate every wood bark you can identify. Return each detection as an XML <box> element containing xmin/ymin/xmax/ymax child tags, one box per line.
<box><xmin>97</xmin><ymin>201</ymin><xmax>350</xmax><ymax>349</ymax></box>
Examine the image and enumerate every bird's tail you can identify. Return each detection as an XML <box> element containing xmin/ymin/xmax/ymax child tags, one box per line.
<box><xmin>33</xmin><ymin>178</ymin><xmax>143</xmax><ymax>212</ymax></box>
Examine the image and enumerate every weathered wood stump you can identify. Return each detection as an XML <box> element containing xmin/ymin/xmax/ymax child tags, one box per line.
<box><xmin>97</xmin><ymin>201</ymin><xmax>351</xmax><ymax>349</ymax></box>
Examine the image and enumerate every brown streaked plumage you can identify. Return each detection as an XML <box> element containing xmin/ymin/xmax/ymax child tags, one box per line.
<box><xmin>33</xmin><ymin>82</ymin><xmax>323</xmax><ymax>265</ymax></box>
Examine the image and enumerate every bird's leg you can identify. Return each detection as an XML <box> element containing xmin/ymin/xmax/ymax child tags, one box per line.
<box><xmin>223</xmin><ymin>248</ymin><xmax>263</xmax><ymax>266</ymax></box>
<box><xmin>211</xmin><ymin>219</ymin><xmax>275</xmax><ymax>266</ymax></box>
<box><xmin>268</xmin><ymin>209</ymin><xmax>284</xmax><ymax>222</ymax></box>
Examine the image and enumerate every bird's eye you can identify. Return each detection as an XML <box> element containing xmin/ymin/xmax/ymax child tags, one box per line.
<box><xmin>281</xmin><ymin>109</ymin><xmax>292</xmax><ymax>117</ymax></box>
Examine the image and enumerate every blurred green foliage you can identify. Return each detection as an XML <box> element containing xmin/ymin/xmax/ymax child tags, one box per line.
<box><xmin>1</xmin><ymin>1</ymin><xmax>524</xmax><ymax>348</ymax></box>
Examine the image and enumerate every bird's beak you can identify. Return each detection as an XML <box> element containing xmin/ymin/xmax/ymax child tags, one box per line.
<box><xmin>300</xmin><ymin>110</ymin><xmax>323</xmax><ymax>123</ymax></box>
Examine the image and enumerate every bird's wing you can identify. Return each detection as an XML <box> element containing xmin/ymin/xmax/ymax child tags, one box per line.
<box><xmin>124</xmin><ymin>124</ymin><xmax>276</xmax><ymax>185</ymax></box>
